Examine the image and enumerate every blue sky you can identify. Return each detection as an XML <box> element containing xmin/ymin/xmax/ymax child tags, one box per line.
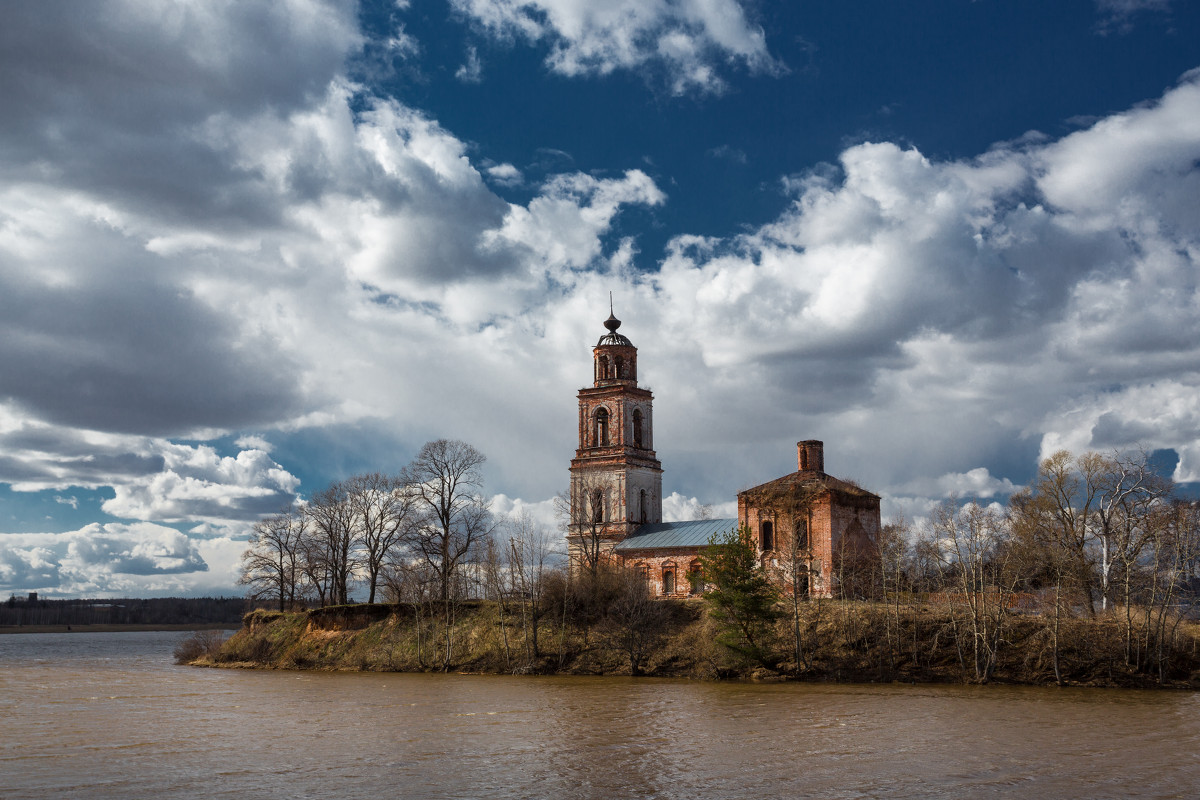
<box><xmin>2</xmin><ymin>0</ymin><xmax>1199</xmax><ymax>596</ymax></box>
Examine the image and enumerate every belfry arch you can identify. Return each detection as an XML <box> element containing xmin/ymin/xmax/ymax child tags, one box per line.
<box><xmin>593</xmin><ymin>407</ymin><xmax>610</xmax><ymax>447</ymax></box>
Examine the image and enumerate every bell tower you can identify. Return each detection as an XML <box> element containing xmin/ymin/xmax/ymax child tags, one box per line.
<box><xmin>568</xmin><ymin>306</ymin><xmax>663</xmax><ymax>569</ymax></box>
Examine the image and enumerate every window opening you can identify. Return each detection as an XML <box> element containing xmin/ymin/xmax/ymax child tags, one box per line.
<box><xmin>632</xmin><ymin>408</ymin><xmax>643</xmax><ymax>447</ymax></box>
<box><xmin>594</xmin><ymin>407</ymin><xmax>609</xmax><ymax>447</ymax></box>
<box><xmin>761</xmin><ymin>520</ymin><xmax>774</xmax><ymax>551</ymax></box>
<box><xmin>794</xmin><ymin>518</ymin><xmax>809</xmax><ymax>552</ymax></box>
<box><xmin>591</xmin><ymin>488</ymin><xmax>604</xmax><ymax>524</ymax></box>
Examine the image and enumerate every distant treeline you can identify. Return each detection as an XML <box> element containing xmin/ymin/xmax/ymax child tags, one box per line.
<box><xmin>1</xmin><ymin>596</ymin><xmax>249</xmax><ymax>627</ymax></box>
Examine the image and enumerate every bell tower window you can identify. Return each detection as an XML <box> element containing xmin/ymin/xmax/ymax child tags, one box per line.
<box><xmin>591</xmin><ymin>488</ymin><xmax>604</xmax><ymax>524</ymax></box>
<box><xmin>632</xmin><ymin>408</ymin><xmax>643</xmax><ymax>448</ymax></box>
<box><xmin>594</xmin><ymin>407</ymin><xmax>610</xmax><ymax>447</ymax></box>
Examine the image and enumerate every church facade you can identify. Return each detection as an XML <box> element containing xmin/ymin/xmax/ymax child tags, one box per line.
<box><xmin>567</xmin><ymin>311</ymin><xmax>882</xmax><ymax>598</ymax></box>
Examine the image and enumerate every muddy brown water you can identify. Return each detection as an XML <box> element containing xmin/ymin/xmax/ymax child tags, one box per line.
<box><xmin>2</xmin><ymin>631</ymin><xmax>1198</xmax><ymax>799</ymax></box>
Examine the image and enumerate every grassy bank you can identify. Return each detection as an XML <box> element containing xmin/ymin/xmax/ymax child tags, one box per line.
<box><xmin>192</xmin><ymin>600</ymin><xmax>1200</xmax><ymax>688</ymax></box>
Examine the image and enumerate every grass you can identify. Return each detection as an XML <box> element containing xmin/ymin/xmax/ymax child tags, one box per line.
<box><xmin>187</xmin><ymin>600</ymin><xmax>1200</xmax><ymax>688</ymax></box>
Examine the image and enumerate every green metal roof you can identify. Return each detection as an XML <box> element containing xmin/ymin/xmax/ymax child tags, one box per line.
<box><xmin>613</xmin><ymin>518</ymin><xmax>738</xmax><ymax>552</ymax></box>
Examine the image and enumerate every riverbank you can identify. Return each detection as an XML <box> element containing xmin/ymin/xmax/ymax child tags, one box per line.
<box><xmin>193</xmin><ymin>600</ymin><xmax>1200</xmax><ymax>688</ymax></box>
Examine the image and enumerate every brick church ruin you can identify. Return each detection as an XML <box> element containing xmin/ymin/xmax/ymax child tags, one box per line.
<box><xmin>567</xmin><ymin>309</ymin><xmax>882</xmax><ymax>598</ymax></box>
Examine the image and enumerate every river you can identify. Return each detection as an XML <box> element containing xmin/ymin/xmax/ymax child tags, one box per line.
<box><xmin>2</xmin><ymin>631</ymin><xmax>1198</xmax><ymax>799</ymax></box>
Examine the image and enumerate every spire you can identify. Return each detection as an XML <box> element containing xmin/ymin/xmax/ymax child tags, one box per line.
<box><xmin>604</xmin><ymin>292</ymin><xmax>621</xmax><ymax>332</ymax></box>
<box><xmin>597</xmin><ymin>296</ymin><xmax>631</xmax><ymax>346</ymax></box>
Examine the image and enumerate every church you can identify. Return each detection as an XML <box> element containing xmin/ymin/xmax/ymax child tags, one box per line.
<box><xmin>567</xmin><ymin>309</ymin><xmax>882</xmax><ymax>599</ymax></box>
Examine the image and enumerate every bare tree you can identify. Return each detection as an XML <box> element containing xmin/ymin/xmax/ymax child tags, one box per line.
<box><xmin>1092</xmin><ymin>450</ymin><xmax>1172</xmax><ymax>612</ymax></box>
<box><xmin>875</xmin><ymin>518</ymin><xmax>912</xmax><ymax>672</ymax></box>
<box><xmin>238</xmin><ymin>509</ymin><xmax>306</xmax><ymax>611</ymax></box>
<box><xmin>504</xmin><ymin>510</ymin><xmax>556</xmax><ymax>662</ymax></box>
<box><xmin>346</xmin><ymin>472</ymin><xmax>416</xmax><ymax>604</ymax></box>
<box><xmin>403</xmin><ymin>439</ymin><xmax>495</xmax><ymax>668</ymax></box>
<box><xmin>1008</xmin><ymin>486</ymin><xmax>1083</xmax><ymax>685</ymax></box>
<box><xmin>1018</xmin><ymin>451</ymin><xmax>1102</xmax><ymax>616</ymax></box>
<box><xmin>565</xmin><ymin>472</ymin><xmax>617</xmax><ymax>582</ymax></box>
<box><xmin>930</xmin><ymin>499</ymin><xmax>1016</xmax><ymax>683</ymax></box>
<box><xmin>1138</xmin><ymin>500</ymin><xmax>1200</xmax><ymax>682</ymax></box>
<box><xmin>303</xmin><ymin>480</ymin><xmax>358</xmax><ymax>605</ymax></box>
<box><xmin>382</xmin><ymin>557</ymin><xmax>440</xmax><ymax>669</ymax></box>
<box><xmin>481</xmin><ymin>537</ymin><xmax>514</xmax><ymax>670</ymax></box>
<box><xmin>298</xmin><ymin>525</ymin><xmax>334</xmax><ymax>608</ymax></box>
<box><xmin>604</xmin><ymin>567</ymin><xmax>668</xmax><ymax>675</ymax></box>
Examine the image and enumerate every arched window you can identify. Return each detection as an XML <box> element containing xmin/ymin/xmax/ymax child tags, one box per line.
<box><xmin>793</xmin><ymin>518</ymin><xmax>809</xmax><ymax>552</ymax></box>
<box><xmin>591</xmin><ymin>489</ymin><xmax>604</xmax><ymax>524</ymax></box>
<box><xmin>614</xmin><ymin>355</ymin><xmax>624</xmax><ymax>378</ymax></box>
<box><xmin>594</xmin><ymin>407</ymin><xmax>609</xmax><ymax>447</ymax></box>
<box><xmin>662</xmin><ymin>565</ymin><xmax>676</xmax><ymax>595</ymax></box>
<box><xmin>688</xmin><ymin>561</ymin><xmax>703</xmax><ymax>594</ymax></box>
<box><xmin>761</xmin><ymin>520</ymin><xmax>774</xmax><ymax>551</ymax></box>
<box><xmin>632</xmin><ymin>408</ymin><xmax>643</xmax><ymax>447</ymax></box>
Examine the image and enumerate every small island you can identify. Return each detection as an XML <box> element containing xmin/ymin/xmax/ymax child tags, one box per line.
<box><xmin>191</xmin><ymin>313</ymin><xmax>1200</xmax><ymax>689</ymax></box>
<box><xmin>190</xmin><ymin>581</ymin><xmax>1200</xmax><ymax>689</ymax></box>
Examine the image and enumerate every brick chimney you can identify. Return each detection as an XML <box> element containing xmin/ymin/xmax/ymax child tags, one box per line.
<box><xmin>797</xmin><ymin>440</ymin><xmax>824</xmax><ymax>473</ymax></box>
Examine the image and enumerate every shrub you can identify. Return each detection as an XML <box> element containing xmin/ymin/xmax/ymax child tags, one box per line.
<box><xmin>173</xmin><ymin>629</ymin><xmax>227</xmax><ymax>664</ymax></box>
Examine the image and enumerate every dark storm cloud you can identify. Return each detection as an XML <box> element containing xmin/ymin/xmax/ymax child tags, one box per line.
<box><xmin>0</xmin><ymin>452</ymin><xmax>165</xmax><ymax>488</ymax></box>
<box><xmin>0</xmin><ymin>420</ymin><xmax>167</xmax><ymax>489</ymax></box>
<box><xmin>0</xmin><ymin>1</ymin><xmax>359</xmax><ymax>229</ymax></box>
<box><xmin>0</xmin><ymin>233</ymin><xmax>301</xmax><ymax>436</ymax></box>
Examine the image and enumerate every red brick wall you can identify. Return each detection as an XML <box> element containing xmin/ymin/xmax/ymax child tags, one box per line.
<box><xmin>619</xmin><ymin>550</ymin><xmax>704</xmax><ymax>598</ymax></box>
<box><xmin>738</xmin><ymin>484</ymin><xmax>881</xmax><ymax>599</ymax></box>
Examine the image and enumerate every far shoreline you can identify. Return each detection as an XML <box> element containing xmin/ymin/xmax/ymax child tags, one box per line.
<box><xmin>0</xmin><ymin>622</ymin><xmax>240</xmax><ymax>635</ymax></box>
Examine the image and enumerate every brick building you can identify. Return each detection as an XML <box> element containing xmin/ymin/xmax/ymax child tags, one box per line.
<box><xmin>737</xmin><ymin>441</ymin><xmax>881</xmax><ymax>598</ymax></box>
<box><xmin>567</xmin><ymin>311</ymin><xmax>881</xmax><ymax>598</ymax></box>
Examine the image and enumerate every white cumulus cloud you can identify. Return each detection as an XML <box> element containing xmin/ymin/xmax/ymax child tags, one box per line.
<box><xmin>0</xmin><ymin>523</ymin><xmax>212</xmax><ymax>597</ymax></box>
<box><xmin>450</xmin><ymin>0</ymin><xmax>780</xmax><ymax>94</ymax></box>
<box><xmin>102</xmin><ymin>446</ymin><xmax>301</xmax><ymax>525</ymax></box>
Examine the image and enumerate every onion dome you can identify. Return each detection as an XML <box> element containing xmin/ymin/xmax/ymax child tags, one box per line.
<box><xmin>597</xmin><ymin>309</ymin><xmax>632</xmax><ymax>347</ymax></box>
